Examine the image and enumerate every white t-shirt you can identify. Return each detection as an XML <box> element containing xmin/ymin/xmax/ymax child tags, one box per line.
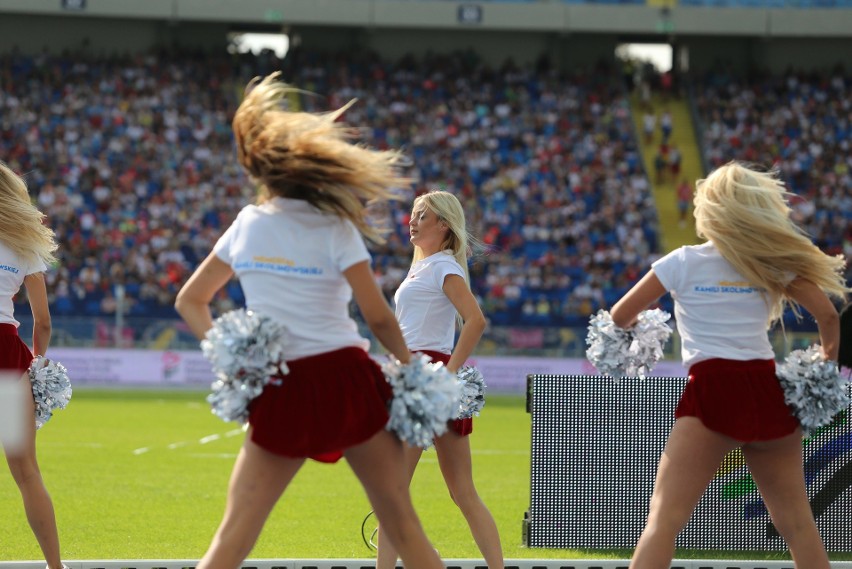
<box><xmin>214</xmin><ymin>197</ymin><xmax>370</xmax><ymax>359</ymax></box>
<box><xmin>0</xmin><ymin>241</ymin><xmax>47</xmax><ymax>327</ymax></box>
<box><xmin>652</xmin><ymin>241</ymin><xmax>776</xmax><ymax>368</ymax></box>
<box><xmin>394</xmin><ymin>251</ymin><xmax>465</xmax><ymax>354</ymax></box>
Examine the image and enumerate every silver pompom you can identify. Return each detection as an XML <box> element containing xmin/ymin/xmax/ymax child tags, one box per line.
<box><xmin>586</xmin><ymin>308</ymin><xmax>672</xmax><ymax>380</ymax></box>
<box><xmin>206</xmin><ymin>374</ymin><xmax>270</xmax><ymax>424</ymax></box>
<box><xmin>586</xmin><ymin>310</ymin><xmax>633</xmax><ymax>380</ymax></box>
<box><xmin>201</xmin><ymin>309</ymin><xmax>289</xmax><ymax>423</ymax></box>
<box><xmin>456</xmin><ymin>366</ymin><xmax>486</xmax><ymax>419</ymax></box>
<box><xmin>382</xmin><ymin>354</ymin><xmax>463</xmax><ymax>448</ymax></box>
<box><xmin>776</xmin><ymin>345</ymin><xmax>850</xmax><ymax>435</ymax></box>
<box><xmin>201</xmin><ymin>309</ymin><xmax>288</xmax><ymax>381</ymax></box>
<box><xmin>29</xmin><ymin>356</ymin><xmax>72</xmax><ymax>430</ymax></box>
<box><xmin>629</xmin><ymin>309</ymin><xmax>674</xmax><ymax>378</ymax></box>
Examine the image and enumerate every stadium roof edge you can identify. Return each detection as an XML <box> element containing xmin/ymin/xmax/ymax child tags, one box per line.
<box><xmin>2</xmin><ymin>0</ymin><xmax>852</xmax><ymax>38</ymax></box>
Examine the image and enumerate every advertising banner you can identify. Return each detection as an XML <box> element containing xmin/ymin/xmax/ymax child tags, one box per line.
<box><xmin>51</xmin><ymin>348</ymin><xmax>689</xmax><ymax>392</ymax></box>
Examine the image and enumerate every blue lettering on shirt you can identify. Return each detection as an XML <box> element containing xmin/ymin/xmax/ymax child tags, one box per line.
<box><xmin>0</xmin><ymin>264</ymin><xmax>20</xmax><ymax>274</ymax></box>
<box><xmin>694</xmin><ymin>285</ymin><xmax>758</xmax><ymax>294</ymax></box>
<box><xmin>234</xmin><ymin>260</ymin><xmax>324</xmax><ymax>275</ymax></box>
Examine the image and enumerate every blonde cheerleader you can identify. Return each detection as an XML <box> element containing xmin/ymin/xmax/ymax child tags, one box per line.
<box><xmin>610</xmin><ymin>161</ymin><xmax>848</xmax><ymax>569</ymax></box>
<box><xmin>176</xmin><ymin>74</ymin><xmax>443</xmax><ymax>569</ymax></box>
<box><xmin>0</xmin><ymin>161</ymin><xmax>68</xmax><ymax>569</ymax></box>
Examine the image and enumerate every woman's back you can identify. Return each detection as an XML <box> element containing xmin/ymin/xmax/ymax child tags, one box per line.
<box><xmin>0</xmin><ymin>240</ymin><xmax>45</xmax><ymax>327</ymax></box>
<box><xmin>653</xmin><ymin>241</ymin><xmax>775</xmax><ymax>367</ymax></box>
<box><xmin>215</xmin><ymin>197</ymin><xmax>370</xmax><ymax>359</ymax></box>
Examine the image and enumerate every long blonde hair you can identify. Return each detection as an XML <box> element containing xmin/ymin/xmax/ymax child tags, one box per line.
<box><xmin>694</xmin><ymin>161</ymin><xmax>849</xmax><ymax>325</ymax></box>
<box><xmin>0</xmin><ymin>162</ymin><xmax>57</xmax><ymax>267</ymax></box>
<box><xmin>232</xmin><ymin>72</ymin><xmax>410</xmax><ymax>242</ymax></box>
<box><xmin>411</xmin><ymin>190</ymin><xmax>475</xmax><ymax>287</ymax></box>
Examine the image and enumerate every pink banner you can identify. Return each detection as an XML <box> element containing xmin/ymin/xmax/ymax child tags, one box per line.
<box><xmin>47</xmin><ymin>348</ymin><xmax>688</xmax><ymax>393</ymax></box>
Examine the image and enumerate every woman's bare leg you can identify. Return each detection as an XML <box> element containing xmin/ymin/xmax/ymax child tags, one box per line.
<box><xmin>197</xmin><ymin>432</ymin><xmax>305</xmax><ymax>569</ymax></box>
<box><xmin>743</xmin><ymin>430</ymin><xmax>830</xmax><ymax>569</ymax></box>
<box><xmin>630</xmin><ymin>418</ymin><xmax>739</xmax><ymax>569</ymax></box>
<box><xmin>345</xmin><ymin>430</ymin><xmax>442</xmax><ymax>569</ymax></box>
<box><xmin>4</xmin><ymin>378</ymin><xmax>63</xmax><ymax>569</ymax></box>
<box><xmin>434</xmin><ymin>431</ymin><xmax>503</xmax><ymax>568</ymax></box>
<box><xmin>375</xmin><ymin>443</ymin><xmax>423</xmax><ymax>569</ymax></box>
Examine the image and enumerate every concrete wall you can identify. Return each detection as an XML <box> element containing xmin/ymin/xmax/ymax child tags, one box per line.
<box><xmin>1</xmin><ymin>1</ymin><xmax>851</xmax><ymax>73</ymax></box>
<box><xmin>2</xmin><ymin>0</ymin><xmax>852</xmax><ymax>37</ymax></box>
<box><xmin>0</xmin><ymin>14</ymin><xmax>230</xmax><ymax>55</ymax></box>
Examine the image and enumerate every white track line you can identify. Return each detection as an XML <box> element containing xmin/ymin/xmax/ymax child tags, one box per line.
<box><xmin>133</xmin><ymin>429</ymin><xmax>245</xmax><ymax>455</ymax></box>
<box><xmin>188</xmin><ymin>453</ymin><xmax>238</xmax><ymax>459</ymax></box>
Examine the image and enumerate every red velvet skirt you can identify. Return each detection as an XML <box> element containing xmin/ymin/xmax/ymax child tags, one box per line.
<box><xmin>248</xmin><ymin>347</ymin><xmax>392</xmax><ymax>463</ymax></box>
<box><xmin>0</xmin><ymin>323</ymin><xmax>32</xmax><ymax>376</ymax></box>
<box><xmin>418</xmin><ymin>350</ymin><xmax>473</xmax><ymax>437</ymax></box>
<box><xmin>675</xmin><ymin>357</ymin><xmax>799</xmax><ymax>442</ymax></box>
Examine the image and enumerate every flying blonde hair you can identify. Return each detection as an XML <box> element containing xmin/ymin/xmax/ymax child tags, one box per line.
<box><xmin>232</xmin><ymin>72</ymin><xmax>410</xmax><ymax>242</ymax></box>
<box><xmin>693</xmin><ymin>161</ymin><xmax>849</xmax><ymax>325</ymax></box>
<box><xmin>411</xmin><ymin>190</ymin><xmax>476</xmax><ymax>287</ymax></box>
<box><xmin>0</xmin><ymin>162</ymin><xmax>57</xmax><ymax>268</ymax></box>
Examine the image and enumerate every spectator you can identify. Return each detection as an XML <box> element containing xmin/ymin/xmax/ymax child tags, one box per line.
<box><xmin>643</xmin><ymin>110</ymin><xmax>656</xmax><ymax>145</ymax></box>
<box><xmin>654</xmin><ymin>150</ymin><xmax>668</xmax><ymax>185</ymax></box>
<box><xmin>660</xmin><ymin>109</ymin><xmax>673</xmax><ymax>144</ymax></box>
<box><xmin>676</xmin><ymin>178</ymin><xmax>692</xmax><ymax>227</ymax></box>
<box><xmin>669</xmin><ymin>144</ymin><xmax>682</xmax><ymax>180</ymax></box>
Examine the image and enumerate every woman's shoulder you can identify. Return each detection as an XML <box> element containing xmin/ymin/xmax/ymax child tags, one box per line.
<box><xmin>676</xmin><ymin>241</ymin><xmax>717</xmax><ymax>260</ymax></box>
<box><xmin>233</xmin><ymin>202</ymin><xmax>263</xmax><ymax>220</ymax></box>
<box><xmin>0</xmin><ymin>240</ymin><xmax>23</xmax><ymax>264</ymax></box>
<box><xmin>654</xmin><ymin>242</ymin><xmax>715</xmax><ymax>270</ymax></box>
<box><xmin>428</xmin><ymin>252</ymin><xmax>464</xmax><ymax>271</ymax></box>
<box><xmin>236</xmin><ymin>200</ymin><xmax>309</xmax><ymax>223</ymax></box>
<box><xmin>0</xmin><ymin>241</ymin><xmax>43</xmax><ymax>275</ymax></box>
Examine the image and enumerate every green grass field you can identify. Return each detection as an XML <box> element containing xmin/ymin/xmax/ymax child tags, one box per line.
<box><xmin>1</xmin><ymin>391</ymin><xmax>546</xmax><ymax>561</ymax></box>
<box><xmin>1</xmin><ymin>389</ymin><xmax>846</xmax><ymax>563</ymax></box>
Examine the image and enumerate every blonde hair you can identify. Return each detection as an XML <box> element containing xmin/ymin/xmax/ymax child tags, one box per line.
<box><xmin>411</xmin><ymin>190</ymin><xmax>475</xmax><ymax>287</ymax></box>
<box><xmin>0</xmin><ymin>162</ymin><xmax>57</xmax><ymax>267</ymax></box>
<box><xmin>232</xmin><ymin>72</ymin><xmax>410</xmax><ymax>242</ymax></box>
<box><xmin>694</xmin><ymin>161</ymin><xmax>849</xmax><ymax>325</ymax></box>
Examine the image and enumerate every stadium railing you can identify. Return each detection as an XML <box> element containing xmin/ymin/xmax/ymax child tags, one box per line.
<box><xmin>3</xmin><ymin>559</ymin><xmax>843</xmax><ymax>569</ymax></box>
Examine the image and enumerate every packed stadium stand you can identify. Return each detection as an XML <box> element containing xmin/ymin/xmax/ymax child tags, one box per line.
<box><xmin>1</xmin><ymin>0</ymin><xmax>850</xmax><ymax>352</ymax></box>
<box><xmin>2</xmin><ymin>49</ymin><xmax>659</xmax><ymax>331</ymax></box>
<box><xmin>692</xmin><ymin>69</ymin><xmax>852</xmax><ymax>266</ymax></box>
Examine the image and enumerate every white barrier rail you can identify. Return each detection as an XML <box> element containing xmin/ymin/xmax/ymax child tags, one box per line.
<box><xmin>2</xmin><ymin>560</ymin><xmax>852</xmax><ymax>569</ymax></box>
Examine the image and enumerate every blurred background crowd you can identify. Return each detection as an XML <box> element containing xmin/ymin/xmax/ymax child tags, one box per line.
<box><xmin>1</xmin><ymin>47</ymin><xmax>850</xmax><ymax>346</ymax></box>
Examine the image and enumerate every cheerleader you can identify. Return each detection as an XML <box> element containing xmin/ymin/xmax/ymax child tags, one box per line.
<box><xmin>376</xmin><ymin>191</ymin><xmax>503</xmax><ymax>569</ymax></box>
<box><xmin>175</xmin><ymin>74</ymin><xmax>442</xmax><ymax>569</ymax></box>
<box><xmin>609</xmin><ymin>162</ymin><xmax>848</xmax><ymax>569</ymax></box>
<box><xmin>0</xmin><ymin>162</ymin><xmax>67</xmax><ymax>569</ymax></box>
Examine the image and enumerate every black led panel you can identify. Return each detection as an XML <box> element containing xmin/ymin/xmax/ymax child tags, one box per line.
<box><xmin>526</xmin><ymin>374</ymin><xmax>852</xmax><ymax>552</ymax></box>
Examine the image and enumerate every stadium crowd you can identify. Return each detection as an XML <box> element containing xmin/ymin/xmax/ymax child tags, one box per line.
<box><xmin>2</xmin><ymin>48</ymin><xmax>658</xmax><ymax>331</ymax></box>
<box><xmin>293</xmin><ymin>50</ymin><xmax>658</xmax><ymax>326</ymax></box>
<box><xmin>2</xmin><ymin>50</ymin><xmax>257</xmax><ymax>322</ymax></box>
<box><xmin>693</xmin><ymin>68</ymin><xmax>852</xmax><ymax>286</ymax></box>
<box><xmin>2</xmin><ymin>48</ymin><xmax>848</xmax><ymax>339</ymax></box>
